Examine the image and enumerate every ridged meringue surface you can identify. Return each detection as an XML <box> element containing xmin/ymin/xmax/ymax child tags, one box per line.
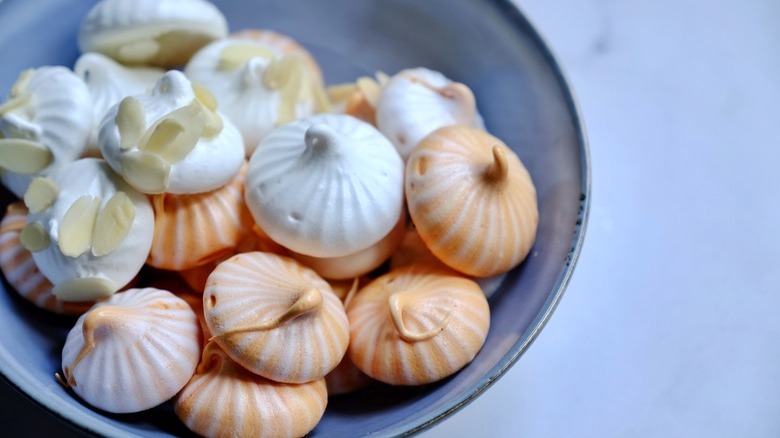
<box><xmin>405</xmin><ymin>125</ymin><xmax>538</xmax><ymax>277</ymax></box>
<box><xmin>146</xmin><ymin>161</ymin><xmax>255</xmax><ymax>270</ymax></box>
<box><xmin>25</xmin><ymin>158</ymin><xmax>154</xmax><ymax>301</ymax></box>
<box><xmin>204</xmin><ymin>252</ymin><xmax>350</xmax><ymax>384</ymax></box>
<box><xmin>0</xmin><ymin>66</ymin><xmax>92</xmax><ymax>197</ymax></box>
<box><xmin>60</xmin><ymin>287</ymin><xmax>201</xmax><ymax>413</ymax></box>
<box><xmin>175</xmin><ymin>342</ymin><xmax>328</xmax><ymax>438</ymax></box>
<box><xmin>99</xmin><ymin>70</ymin><xmax>244</xmax><ymax>194</ymax></box>
<box><xmin>185</xmin><ymin>35</ymin><xmax>325</xmax><ymax>154</ymax></box>
<box><xmin>376</xmin><ymin>67</ymin><xmax>485</xmax><ymax>160</ymax></box>
<box><xmin>245</xmin><ymin>114</ymin><xmax>404</xmax><ymax>258</ymax></box>
<box><xmin>0</xmin><ymin>203</ymin><xmax>93</xmax><ymax>315</ymax></box>
<box><xmin>74</xmin><ymin>52</ymin><xmax>163</xmax><ymax>149</ymax></box>
<box><xmin>347</xmin><ymin>264</ymin><xmax>490</xmax><ymax>386</ymax></box>
<box><xmin>78</xmin><ymin>0</ymin><xmax>228</xmax><ymax>67</ymax></box>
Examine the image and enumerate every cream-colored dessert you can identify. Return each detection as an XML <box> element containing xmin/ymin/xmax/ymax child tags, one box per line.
<box><xmin>245</xmin><ymin>114</ymin><xmax>405</xmax><ymax>258</ymax></box>
<box><xmin>376</xmin><ymin>67</ymin><xmax>484</xmax><ymax>160</ymax></box>
<box><xmin>74</xmin><ymin>52</ymin><xmax>163</xmax><ymax>151</ymax></box>
<box><xmin>0</xmin><ymin>203</ymin><xmax>93</xmax><ymax>314</ymax></box>
<box><xmin>59</xmin><ymin>287</ymin><xmax>201</xmax><ymax>413</ymax></box>
<box><xmin>185</xmin><ymin>35</ymin><xmax>327</xmax><ymax>154</ymax></box>
<box><xmin>146</xmin><ymin>161</ymin><xmax>255</xmax><ymax>271</ymax></box>
<box><xmin>0</xmin><ymin>66</ymin><xmax>92</xmax><ymax>197</ymax></box>
<box><xmin>98</xmin><ymin>70</ymin><xmax>244</xmax><ymax>194</ymax></box>
<box><xmin>175</xmin><ymin>342</ymin><xmax>328</xmax><ymax>438</ymax></box>
<box><xmin>204</xmin><ymin>252</ymin><xmax>350</xmax><ymax>384</ymax></box>
<box><xmin>78</xmin><ymin>0</ymin><xmax>228</xmax><ymax>67</ymax></box>
<box><xmin>347</xmin><ymin>264</ymin><xmax>490</xmax><ymax>385</ymax></box>
<box><xmin>405</xmin><ymin>125</ymin><xmax>538</xmax><ymax>277</ymax></box>
<box><xmin>23</xmin><ymin>158</ymin><xmax>154</xmax><ymax>301</ymax></box>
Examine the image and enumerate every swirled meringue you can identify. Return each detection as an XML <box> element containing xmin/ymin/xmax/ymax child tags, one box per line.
<box><xmin>375</xmin><ymin>67</ymin><xmax>485</xmax><ymax>160</ymax></box>
<box><xmin>78</xmin><ymin>0</ymin><xmax>228</xmax><ymax>67</ymax></box>
<box><xmin>23</xmin><ymin>158</ymin><xmax>154</xmax><ymax>301</ymax></box>
<box><xmin>245</xmin><ymin>114</ymin><xmax>404</xmax><ymax>258</ymax></box>
<box><xmin>0</xmin><ymin>66</ymin><xmax>92</xmax><ymax>197</ymax></box>
<box><xmin>184</xmin><ymin>35</ymin><xmax>326</xmax><ymax>154</ymax></box>
<box><xmin>99</xmin><ymin>70</ymin><xmax>244</xmax><ymax>194</ymax></box>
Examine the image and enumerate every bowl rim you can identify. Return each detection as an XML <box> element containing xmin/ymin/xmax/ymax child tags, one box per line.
<box><xmin>0</xmin><ymin>0</ymin><xmax>591</xmax><ymax>436</ymax></box>
<box><xmin>398</xmin><ymin>0</ymin><xmax>592</xmax><ymax>435</ymax></box>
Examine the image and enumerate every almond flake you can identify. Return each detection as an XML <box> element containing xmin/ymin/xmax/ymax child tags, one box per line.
<box><xmin>218</xmin><ymin>44</ymin><xmax>275</xmax><ymax>71</ymax></box>
<box><xmin>23</xmin><ymin>177</ymin><xmax>59</xmax><ymax>214</ymax></box>
<box><xmin>119</xmin><ymin>150</ymin><xmax>171</xmax><ymax>194</ymax></box>
<box><xmin>116</xmin><ymin>97</ymin><xmax>146</xmax><ymax>150</ymax></box>
<box><xmin>142</xmin><ymin>104</ymin><xmax>203</xmax><ymax>162</ymax></box>
<box><xmin>51</xmin><ymin>277</ymin><xmax>116</xmax><ymax>302</ymax></box>
<box><xmin>0</xmin><ymin>138</ymin><xmax>52</xmax><ymax>174</ymax></box>
<box><xmin>58</xmin><ymin>195</ymin><xmax>101</xmax><ymax>258</ymax></box>
<box><xmin>19</xmin><ymin>222</ymin><xmax>50</xmax><ymax>252</ymax></box>
<box><xmin>91</xmin><ymin>192</ymin><xmax>136</xmax><ymax>257</ymax></box>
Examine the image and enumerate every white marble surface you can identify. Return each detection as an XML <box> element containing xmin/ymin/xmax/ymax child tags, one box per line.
<box><xmin>425</xmin><ymin>0</ymin><xmax>780</xmax><ymax>437</ymax></box>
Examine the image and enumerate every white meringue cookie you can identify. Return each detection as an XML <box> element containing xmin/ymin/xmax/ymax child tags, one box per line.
<box><xmin>61</xmin><ymin>288</ymin><xmax>201</xmax><ymax>414</ymax></box>
<box><xmin>0</xmin><ymin>66</ymin><xmax>92</xmax><ymax>197</ymax></box>
<box><xmin>245</xmin><ymin>114</ymin><xmax>405</xmax><ymax>258</ymax></box>
<box><xmin>375</xmin><ymin>67</ymin><xmax>485</xmax><ymax>160</ymax></box>
<box><xmin>78</xmin><ymin>0</ymin><xmax>228</xmax><ymax>67</ymax></box>
<box><xmin>24</xmin><ymin>158</ymin><xmax>154</xmax><ymax>301</ymax></box>
<box><xmin>184</xmin><ymin>37</ymin><xmax>324</xmax><ymax>155</ymax></box>
<box><xmin>74</xmin><ymin>52</ymin><xmax>164</xmax><ymax>151</ymax></box>
<box><xmin>99</xmin><ymin>70</ymin><xmax>244</xmax><ymax>194</ymax></box>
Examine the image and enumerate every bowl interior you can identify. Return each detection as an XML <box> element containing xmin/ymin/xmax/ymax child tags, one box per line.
<box><xmin>0</xmin><ymin>0</ymin><xmax>588</xmax><ymax>436</ymax></box>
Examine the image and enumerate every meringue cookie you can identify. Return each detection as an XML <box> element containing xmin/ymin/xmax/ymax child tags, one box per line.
<box><xmin>245</xmin><ymin>114</ymin><xmax>404</xmax><ymax>258</ymax></box>
<box><xmin>0</xmin><ymin>66</ymin><xmax>92</xmax><ymax>197</ymax></box>
<box><xmin>99</xmin><ymin>70</ymin><xmax>244</xmax><ymax>194</ymax></box>
<box><xmin>23</xmin><ymin>158</ymin><xmax>154</xmax><ymax>301</ymax></box>
<box><xmin>74</xmin><ymin>52</ymin><xmax>164</xmax><ymax>151</ymax></box>
<box><xmin>184</xmin><ymin>36</ymin><xmax>325</xmax><ymax>154</ymax></box>
<box><xmin>375</xmin><ymin>67</ymin><xmax>485</xmax><ymax>160</ymax></box>
<box><xmin>78</xmin><ymin>0</ymin><xmax>228</xmax><ymax>67</ymax></box>
<box><xmin>60</xmin><ymin>288</ymin><xmax>201</xmax><ymax>413</ymax></box>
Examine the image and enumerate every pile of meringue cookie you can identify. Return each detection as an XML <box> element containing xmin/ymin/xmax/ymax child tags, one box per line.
<box><xmin>0</xmin><ymin>0</ymin><xmax>540</xmax><ymax>436</ymax></box>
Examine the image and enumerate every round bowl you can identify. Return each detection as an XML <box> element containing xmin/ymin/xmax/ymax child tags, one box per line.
<box><xmin>0</xmin><ymin>0</ymin><xmax>590</xmax><ymax>436</ymax></box>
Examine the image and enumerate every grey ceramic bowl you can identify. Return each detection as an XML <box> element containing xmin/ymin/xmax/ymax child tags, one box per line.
<box><xmin>0</xmin><ymin>0</ymin><xmax>589</xmax><ymax>436</ymax></box>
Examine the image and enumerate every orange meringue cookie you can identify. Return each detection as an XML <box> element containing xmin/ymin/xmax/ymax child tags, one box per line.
<box><xmin>405</xmin><ymin>125</ymin><xmax>538</xmax><ymax>277</ymax></box>
<box><xmin>175</xmin><ymin>341</ymin><xmax>328</xmax><ymax>438</ymax></box>
<box><xmin>347</xmin><ymin>264</ymin><xmax>490</xmax><ymax>386</ymax></box>
<box><xmin>147</xmin><ymin>161</ymin><xmax>255</xmax><ymax>271</ymax></box>
<box><xmin>204</xmin><ymin>252</ymin><xmax>350</xmax><ymax>384</ymax></box>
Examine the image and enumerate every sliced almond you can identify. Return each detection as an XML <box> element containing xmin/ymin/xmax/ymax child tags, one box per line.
<box><xmin>218</xmin><ymin>44</ymin><xmax>275</xmax><ymax>71</ymax></box>
<box><xmin>0</xmin><ymin>92</ymin><xmax>31</xmax><ymax>115</ymax></box>
<box><xmin>23</xmin><ymin>177</ymin><xmax>59</xmax><ymax>214</ymax></box>
<box><xmin>142</xmin><ymin>104</ymin><xmax>204</xmax><ymax>162</ymax></box>
<box><xmin>117</xmin><ymin>39</ymin><xmax>161</xmax><ymax>64</ymax></box>
<box><xmin>356</xmin><ymin>76</ymin><xmax>382</xmax><ymax>107</ymax></box>
<box><xmin>119</xmin><ymin>150</ymin><xmax>171</xmax><ymax>194</ymax></box>
<box><xmin>0</xmin><ymin>138</ymin><xmax>52</xmax><ymax>174</ymax></box>
<box><xmin>9</xmin><ymin>69</ymin><xmax>34</xmax><ymax>98</ymax></box>
<box><xmin>58</xmin><ymin>195</ymin><xmax>101</xmax><ymax>258</ymax></box>
<box><xmin>116</xmin><ymin>97</ymin><xmax>146</xmax><ymax>150</ymax></box>
<box><xmin>192</xmin><ymin>83</ymin><xmax>218</xmax><ymax>112</ymax></box>
<box><xmin>51</xmin><ymin>277</ymin><xmax>116</xmax><ymax>302</ymax></box>
<box><xmin>266</xmin><ymin>57</ymin><xmax>305</xmax><ymax>124</ymax></box>
<box><xmin>19</xmin><ymin>222</ymin><xmax>50</xmax><ymax>252</ymax></box>
<box><xmin>263</xmin><ymin>55</ymin><xmax>300</xmax><ymax>90</ymax></box>
<box><xmin>91</xmin><ymin>192</ymin><xmax>136</xmax><ymax>257</ymax></box>
<box><xmin>326</xmin><ymin>83</ymin><xmax>358</xmax><ymax>104</ymax></box>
